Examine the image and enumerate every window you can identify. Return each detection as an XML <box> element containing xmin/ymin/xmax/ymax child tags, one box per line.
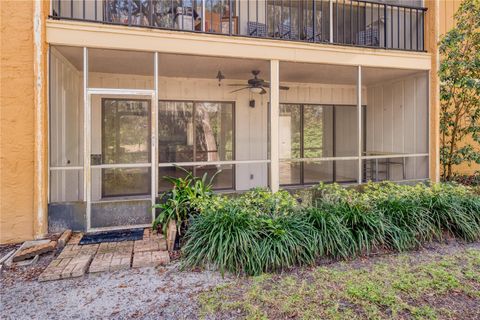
<box><xmin>279</xmin><ymin>104</ymin><xmax>364</xmax><ymax>186</ymax></box>
<box><xmin>158</xmin><ymin>101</ymin><xmax>235</xmax><ymax>191</ymax></box>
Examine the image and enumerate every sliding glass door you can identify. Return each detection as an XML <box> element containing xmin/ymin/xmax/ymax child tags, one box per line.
<box><xmin>158</xmin><ymin>100</ymin><xmax>235</xmax><ymax>191</ymax></box>
<box><xmin>279</xmin><ymin>103</ymin><xmax>364</xmax><ymax>186</ymax></box>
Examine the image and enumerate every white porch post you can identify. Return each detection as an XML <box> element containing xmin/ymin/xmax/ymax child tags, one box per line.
<box><xmin>357</xmin><ymin>65</ymin><xmax>362</xmax><ymax>184</ymax></box>
<box><xmin>270</xmin><ymin>60</ymin><xmax>280</xmax><ymax>193</ymax></box>
<box><xmin>84</xmin><ymin>47</ymin><xmax>91</xmax><ymax>230</ymax></box>
<box><xmin>152</xmin><ymin>52</ymin><xmax>159</xmax><ymax>221</ymax></box>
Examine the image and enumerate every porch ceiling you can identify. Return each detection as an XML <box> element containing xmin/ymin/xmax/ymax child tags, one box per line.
<box><xmin>55</xmin><ymin>46</ymin><xmax>425</xmax><ymax>86</ymax></box>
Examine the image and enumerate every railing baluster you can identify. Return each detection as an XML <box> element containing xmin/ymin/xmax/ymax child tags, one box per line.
<box><xmin>329</xmin><ymin>0</ymin><xmax>333</xmax><ymax>42</ymax></box>
<box><xmin>58</xmin><ymin>0</ymin><xmax>61</xmax><ymax>17</ymax></box>
<box><xmin>149</xmin><ymin>0</ymin><xmax>153</xmax><ymax>27</ymax></box>
<box><xmin>281</xmin><ymin>0</ymin><xmax>284</xmax><ymax>39</ymax></box>
<box><xmin>129</xmin><ymin>0</ymin><xmax>132</xmax><ymax>26</ymax></box>
<box><xmin>256</xmin><ymin>0</ymin><xmax>259</xmax><ymax>37</ymax></box>
<box><xmin>383</xmin><ymin>4</ymin><xmax>386</xmax><ymax>48</ymax></box>
<box><xmin>335</xmin><ymin>0</ymin><xmax>338</xmax><ymax>43</ymax></box>
<box><xmin>290</xmin><ymin>0</ymin><xmax>292</xmax><ymax>40</ymax></box>
<box><xmin>271</xmin><ymin>0</ymin><xmax>274</xmax><ymax>37</ymax></box>
<box><xmin>416</xmin><ymin>9</ymin><xmax>419</xmax><ymax>51</ymax></box>
<box><xmin>229</xmin><ymin>0</ymin><xmax>233</xmax><ymax>35</ymax></box>
<box><xmin>312</xmin><ymin>0</ymin><xmax>317</xmax><ymax>42</ymax></box>
<box><xmin>300</xmin><ymin>0</ymin><xmax>303</xmax><ymax>41</ymax></box>
<box><xmin>320</xmin><ymin>0</ymin><xmax>323</xmax><ymax>42</ymax></box>
<box><xmin>349</xmin><ymin>0</ymin><xmax>352</xmax><ymax>44</ymax></box>
<box><xmin>220</xmin><ymin>0</ymin><xmax>223</xmax><ymax>32</ymax></box>
<box><xmin>70</xmin><ymin>0</ymin><xmax>73</xmax><ymax>18</ymax></box>
<box><xmin>83</xmin><ymin>0</ymin><xmax>85</xmax><ymax>19</ymax></box>
<box><xmin>238</xmin><ymin>0</ymin><xmax>241</xmax><ymax>34</ymax></box>
<box><xmin>391</xmin><ymin>6</ymin><xmax>393</xmax><ymax>48</ymax></box>
<box><xmin>172</xmin><ymin>0</ymin><xmax>175</xmax><ymax>29</ymax></box>
<box><xmin>410</xmin><ymin>8</ymin><xmax>412</xmax><ymax>50</ymax></box>
<box><xmin>357</xmin><ymin>0</ymin><xmax>359</xmax><ymax>44</ymax></box>
<box><xmin>95</xmin><ymin>0</ymin><xmax>98</xmax><ymax>21</ymax></box>
<box><xmin>421</xmin><ymin>10</ymin><xmax>424</xmax><ymax>51</ymax></box>
<box><xmin>376</xmin><ymin>2</ymin><xmax>379</xmax><ymax>47</ymax></box>
<box><xmin>342</xmin><ymin>0</ymin><xmax>345</xmax><ymax>43</ymax></box>
<box><xmin>370</xmin><ymin>2</ymin><xmax>372</xmax><ymax>47</ymax></box>
<box><xmin>397</xmin><ymin>6</ymin><xmax>399</xmax><ymax>49</ymax></box>
<box><xmin>403</xmin><ymin>7</ymin><xmax>406</xmax><ymax>49</ymax></box>
<box><xmin>265</xmin><ymin>0</ymin><xmax>268</xmax><ymax>37</ymax></box>
<box><xmin>247</xmin><ymin>0</ymin><xmax>250</xmax><ymax>35</ymax></box>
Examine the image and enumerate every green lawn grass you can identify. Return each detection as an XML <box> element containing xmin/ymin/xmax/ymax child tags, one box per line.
<box><xmin>199</xmin><ymin>246</ymin><xmax>480</xmax><ymax>320</ymax></box>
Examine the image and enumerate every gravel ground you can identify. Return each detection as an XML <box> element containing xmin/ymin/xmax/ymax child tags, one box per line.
<box><xmin>1</xmin><ymin>261</ymin><xmax>233</xmax><ymax>320</ymax></box>
<box><xmin>1</xmin><ymin>240</ymin><xmax>478</xmax><ymax>320</ymax></box>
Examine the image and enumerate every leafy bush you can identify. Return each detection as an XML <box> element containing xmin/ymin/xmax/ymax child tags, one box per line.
<box><xmin>152</xmin><ymin>167</ymin><xmax>217</xmax><ymax>235</ymax></box>
<box><xmin>236</xmin><ymin>188</ymin><xmax>301</xmax><ymax>215</ymax></box>
<box><xmin>181</xmin><ymin>182</ymin><xmax>480</xmax><ymax>276</ymax></box>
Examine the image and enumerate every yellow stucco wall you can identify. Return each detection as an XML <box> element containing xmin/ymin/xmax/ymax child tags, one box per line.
<box><xmin>1</xmin><ymin>0</ymin><xmax>36</xmax><ymax>243</ymax></box>
<box><xmin>439</xmin><ymin>0</ymin><xmax>480</xmax><ymax>176</ymax></box>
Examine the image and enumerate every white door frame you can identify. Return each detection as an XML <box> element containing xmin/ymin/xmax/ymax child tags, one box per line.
<box><xmin>85</xmin><ymin>89</ymin><xmax>156</xmax><ymax>232</ymax></box>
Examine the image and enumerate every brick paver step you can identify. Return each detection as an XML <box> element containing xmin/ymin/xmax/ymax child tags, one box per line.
<box><xmin>132</xmin><ymin>251</ymin><xmax>170</xmax><ymax>268</ymax></box>
<box><xmin>39</xmin><ymin>254</ymin><xmax>93</xmax><ymax>281</ymax></box>
<box><xmin>57</xmin><ymin>244</ymin><xmax>99</xmax><ymax>259</ymax></box>
<box><xmin>89</xmin><ymin>252</ymin><xmax>131</xmax><ymax>273</ymax></box>
<box><xmin>133</xmin><ymin>239</ymin><xmax>167</xmax><ymax>253</ymax></box>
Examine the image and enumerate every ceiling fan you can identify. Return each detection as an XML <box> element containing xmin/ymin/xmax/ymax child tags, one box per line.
<box><xmin>228</xmin><ymin>70</ymin><xmax>289</xmax><ymax>95</ymax></box>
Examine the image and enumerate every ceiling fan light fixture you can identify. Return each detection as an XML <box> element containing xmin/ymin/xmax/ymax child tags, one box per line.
<box><xmin>250</xmin><ymin>87</ymin><xmax>263</xmax><ymax>94</ymax></box>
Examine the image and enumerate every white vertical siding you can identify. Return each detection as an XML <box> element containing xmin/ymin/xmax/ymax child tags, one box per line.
<box><xmin>365</xmin><ymin>72</ymin><xmax>428</xmax><ymax>180</ymax></box>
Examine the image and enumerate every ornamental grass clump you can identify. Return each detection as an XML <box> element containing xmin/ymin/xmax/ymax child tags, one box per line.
<box><xmin>181</xmin><ymin>182</ymin><xmax>480</xmax><ymax>276</ymax></box>
<box><xmin>303</xmin><ymin>207</ymin><xmax>354</xmax><ymax>258</ymax></box>
<box><xmin>313</xmin><ymin>183</ymin><xmax>386</xmax><ymax>255</ymax></box>
<box><xmin>181</xmin><ymin>198</ymin><xmax>262</xmax><ymax>276</ymax></box>
<box><xmin>257</xmin><ymin>214</ymin><xmax>317</xmax><ymax>272</ymax></box>
<box><xmin>363</xmin><ymin>183</ymin><xmax>438</xmax><ymax>251</ymax></box>
<box><xmin>182</xmin><ymin>190</ymin><xmax>315</xmax><ymax>276</ymax></box>
<box><xmin>426</xmin><ymin>183</ymin><xmax>480</xmax><ymax>241</ymax></box>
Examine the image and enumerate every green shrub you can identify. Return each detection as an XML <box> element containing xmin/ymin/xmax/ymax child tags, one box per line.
<box><xmin>181</xmin><ymin>181</ymin><xmax>480</xmax><ymax>276</ymax></box>
<box><xmin>236</xmin><ymin>188</ymin><xmax>301</xmax><ymax>215</ymax></box>
<box><xmin>258</xmin><ymin>214</ymin><xmax>317</xmax><ymax>272</ymax></box>
<box><xmin>304</xmin><ymin>206</ymin><xmax>354</xmax><ymax>258</ymax></box>
<box><xmin>182</xmin><ymin>191</ymin><xmax>313</xmax><ymax>276</ymax></box>
<box><xmin>427</xmin><ymin>183</ymin><xmax>480</xmax><ymax>241</ymax></box>
<box><xmin>314</xmin><ymin>183</ymin><xmax>385</xmax><ymax>254</ymax></box>
<box><xmin>152</xmin><ymin>167</ymin><xmax>217</xmax><ymax>236</ymax></box>
<box><xmin>182</xmin><ymin>201</ymin><xmax>262</xmax><ymax>275</ymax></box>
<box><xmin>364</xmin><ymin>183</ymin><xmax>438</xmax><ymax>251</ymax></box>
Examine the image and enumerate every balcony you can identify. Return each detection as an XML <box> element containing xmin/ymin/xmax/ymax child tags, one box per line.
<box><xmin>50</xmin><ymin>0</ymin><xmax>426</xmax><ymax>52</ymax></box>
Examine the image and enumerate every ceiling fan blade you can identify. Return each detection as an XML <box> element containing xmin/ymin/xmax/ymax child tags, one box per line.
<box><xmin>260</xmin><ymin>88</ymin><xmax>267</xmax><ymax>95</ymax></box>
<box><xmin>260</xmin><ymin>82</ymin><xmax>289</xmax><ymax>90</ymax></box>
<box><xmin>230</xmin><ymin>87</ymin><xmax>250</xmax><ymax>93</ymax></box>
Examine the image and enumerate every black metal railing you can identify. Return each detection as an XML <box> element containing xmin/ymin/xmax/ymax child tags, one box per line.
<box><xmin>50</xmin><ymin>0</ymin><xmax>426</xmax><ymax>52</ymax></box>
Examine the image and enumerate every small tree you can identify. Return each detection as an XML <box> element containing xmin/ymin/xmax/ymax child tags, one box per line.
<box><xmin>439</xmin><ymin>0</ymin><xmax>480</xmax><ymax>180</ymax></box>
